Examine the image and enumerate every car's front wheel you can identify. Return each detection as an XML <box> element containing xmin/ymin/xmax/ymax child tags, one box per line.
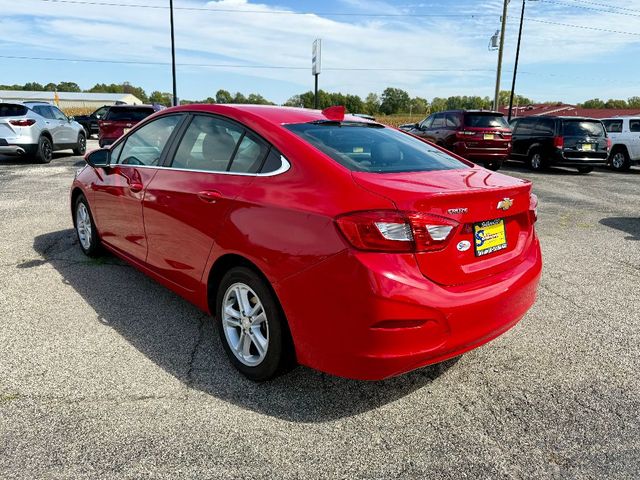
<box><xmin>74</xmin><ymin>194</ymin><xmax>101</xmax><ymax>257</ymax></box>
<box><xmin>216</xmin><ymin>267</ymin><xmax>292</xmax><ymax>381</ymax></box>
<box><xmin>73</xmin><ymin>132</ymin><xmax>86</xmax><ymax>156</ymax></box>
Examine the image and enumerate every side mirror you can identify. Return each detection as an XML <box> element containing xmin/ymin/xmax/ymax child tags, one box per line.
<box><xmin>85</xmin><ymin>148</ymin><xmax>110</xmax><ymax>168</ymax></box>
<box><xmin>68</xmin><ymin>116</ymin><xmax>75</xmax><ymax>122</ymax></box>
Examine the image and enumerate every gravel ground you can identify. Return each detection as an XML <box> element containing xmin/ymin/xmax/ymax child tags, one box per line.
<box><xmin>1</xmin><ymin>143</ymin><xmax>639</xmax><ymax>479</ymax></box>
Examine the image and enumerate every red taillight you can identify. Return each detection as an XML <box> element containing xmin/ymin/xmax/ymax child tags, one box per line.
<box><xmin>336</xmin><ymin>210</ymin><xmax>458</xmax><ymax>253</ymax></box>
<box><xmin>9</xmin><ymin>119</ymin><xmax>36</xmax><ymax>127</ymax></box>
<box><xmin>553</xmin><ymin>136</ymin><xmax>564</xmax><ymax>149</ymax></box>
<box><xmin>529</xmin><ymin>193</ymin><xmax>538</xmax><ymax>224</ymax></box>
<box><xmin>456</xmin><ymin>131</ymin><xmax>476</xmax><ymax>139</ymax></box>
<box><xmin>606</xmin><ymin>137</ymin><xmax>612</xmax><ymax>150</ymax></box>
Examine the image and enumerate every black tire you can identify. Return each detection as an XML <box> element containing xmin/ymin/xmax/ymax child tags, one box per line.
<box><xmin>73</xmin><ymin>132</ymin><xmax>87</xmax><ymax>156</ymax></box>
<box><xmin>216</xmin><ymin>267</ymin><xmax>292</xmax><ymax>381</ymax></box>
<box><xmin>577</xmin><ymin>166</ymin><xmax>594</xmax><ymax>174</ymax></box>
<box><xmin>34</xmin><ymin>136</ymin><xmax>53</xmax><ymax>164</ymax></box>
<box><xmin>528</xmin><ymin>149</ymin><xmax>545</xmax><ymax>171</ymax></box>
<box><xmin>484</xmin><ymin>160</ymin><xmax>502</xmax><ymax>171</ymax></box>
<box><xmin>74</xmin><ymin>194</ymin><xmax>101</xmax><ymax>257</ymax></box>
<box><xmin>609</xmin><ymin>147</ymin><xmax>631</xmax><ymax>172</ymax></box>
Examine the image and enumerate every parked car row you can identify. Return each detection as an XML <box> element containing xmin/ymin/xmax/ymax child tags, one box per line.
<box><xmin>0</xmin><ymin>102</ymin><xmax>163</xmax><ymax>162</ymax></box>
<box><xmin>401</xmin><ymin>110</ymin><xmax>639</xmax><ymax>174</ymax></box>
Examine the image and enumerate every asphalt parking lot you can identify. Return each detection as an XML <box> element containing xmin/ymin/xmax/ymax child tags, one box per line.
<box><xmin>1</xmin><ymin>142</ymin><xmax>639</xmax><ymax>479</ymax></box>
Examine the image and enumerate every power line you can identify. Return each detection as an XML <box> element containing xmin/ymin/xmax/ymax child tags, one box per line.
<box><xmin>537</xmin><ymin>0</ymin><xmax>640</xmax><ymax>17</ymax></box>
<box><xmin>556</xmin><ymin>0</ymin><xmax>640</xmax><ymax>14</ymax></box>
<box><xmin>0</xmin><ymin>54</ymin><xmax>500</xmax><ymax>73</ymax></box>
<box><xmin>28</xmin><ymin>0</ymin><xmax>494</xmax><ymax>18</ymax></box>
<box><xmin>525</xmin><ymin>18</ymin><xmax>640</xmax><ymax>36</ymax></box>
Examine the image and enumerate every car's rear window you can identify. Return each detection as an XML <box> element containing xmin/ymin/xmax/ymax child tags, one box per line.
<box><xmin>285</xmin><ymin>122</ymin><xmax>468</xmax><ymax>173</ymax></box>
<box><xmin>464</xmin><ymin>113</ymin><xmax>509</xmax><ymax>128</ymax></box>
<box><xmin>562</xmin><ymin>120</ymin><xmax>605</xmax><ymax>137</ymax></box>
<box><xmin>104</xmin><ymin>107</ymin><xmax>155</xmax><ymax>122</ymax></box>
<box><xmin>0</xmin><ymin>103</ymin><xmax>28</xmax><ymax>117</ymax></box>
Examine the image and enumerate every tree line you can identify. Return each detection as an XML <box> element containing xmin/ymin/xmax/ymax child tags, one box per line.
<box><xmin>3</xmin><ymin>81</ymin><xmax>638</xmax><ymax>114</ymax></box>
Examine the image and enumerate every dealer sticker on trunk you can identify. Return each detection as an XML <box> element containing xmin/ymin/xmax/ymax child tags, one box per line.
<box><xmin>474</xmin><ymin>219</ymin><xmax>507</xmax><ymax>257</ymax></box>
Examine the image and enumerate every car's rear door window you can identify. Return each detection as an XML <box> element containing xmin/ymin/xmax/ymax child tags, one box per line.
<box><xmin>32</xmin><ymin>105</ymin><xmax>55</xmax><ymax>120</ymax></box>
<box><xmin>285</xmin><ymin>122</ymin><xmax>467</xmax><ymax>173</ymax></box>
<box><xmin>534</xmin><ymin>118</ymin><xmax>554</xmax><ymax>135</ymax></box>
<box><xmin>431</xmin><ymin>114</ymin><xmax>445</xmax><ymax>129</ymax></box>
<box><xmin>629</xmin><ymin>120</ymin><xmax>640</xmax><ymax>132</ymax></box>
<box><xmin>115</xmin><ymin>115</ymin><xmax>182</xmax><ymax>166</ymax></box>
<box><xmin>602</xmin><ymin>120</ymin><xmax>623</xmax><ymax>133</ymax></box>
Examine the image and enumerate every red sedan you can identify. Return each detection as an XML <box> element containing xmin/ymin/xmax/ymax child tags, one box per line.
<box><xmin>71</xmin><ymin>104</ymin><xmax>542</xmax><ymax>381</ymax></box>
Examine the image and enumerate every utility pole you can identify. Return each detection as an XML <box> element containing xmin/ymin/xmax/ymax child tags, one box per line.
<box><xmin>312</xmin><ymin>39</ymin><xmax>321</xmax><ymax>109</ymax></box>
<box><xmin>493</xmin><ymin>0</ymin><xmax>509</xmax><ymax>111</ymax></box>
<box><xmin>169</xmin><ymin>0</ymin><xmax>178</xmax><ymax>106</ymax></box>
<box><xmin>508</xmin><ymin>0</ymin><xmax>528</xmax><ymax>121</ymax></box>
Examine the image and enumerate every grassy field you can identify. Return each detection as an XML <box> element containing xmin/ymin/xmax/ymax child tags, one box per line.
<box><xmin>62</xmin><ymin>107</ymin><xmax>95</xmax><ymax>117</ymax></box>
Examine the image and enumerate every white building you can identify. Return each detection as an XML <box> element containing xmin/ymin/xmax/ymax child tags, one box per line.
<box><xmin>0</xmin><ymin>90</ymin><xmax>142</xmax><ymax>108</ymax></box>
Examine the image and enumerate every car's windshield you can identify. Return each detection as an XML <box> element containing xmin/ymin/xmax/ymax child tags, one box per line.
<box><xmin>105</xmin><ymin>107</ymin><xmax>155</xmax><ymax>122</ymax></box>
<box><xmin>464</xmin><ymin>113</ymin><xmax>509</xmax><ymax>128</ymax></box>
<box><xmin>562</xmin><ymin>120</ymin><xmax>605</xmax><ymax>137</ymax></box>
<box><xmin>285</xmin><ymin>122</ymin><xmax>468</xmax><ymax>173</ymax></box>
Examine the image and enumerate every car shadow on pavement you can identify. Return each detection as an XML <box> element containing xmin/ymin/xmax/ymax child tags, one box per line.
<box><xmin>600</xmin><ymin>217</ymin><xmax>640</xmax><ymax>241</ymax></box>
<box><xmin>30</xmin><ymin>229</ymin><xmax>457</xmax><ymax>423</ymax></box>
<box><xmin>0</xmin><ymin>152</ymin><xmax>77</xmax><ymax>166</ymax></box>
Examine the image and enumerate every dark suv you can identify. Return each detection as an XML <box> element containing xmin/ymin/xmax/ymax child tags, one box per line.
<box><xmin>400</xmin><ymin>110</ymin><xmax>511</xmax><ymax>170</ymax></box>
<box><xmin>74</xmin><ymin>105</ymin><xmax>109</xmax><ymax>138</ymax></box>
<box><xmin>510</xmin><ymin>116</ymin><xmax>610</xmax><ymax>173</ymax></box>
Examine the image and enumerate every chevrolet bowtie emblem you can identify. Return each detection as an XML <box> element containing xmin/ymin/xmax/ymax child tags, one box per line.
<box><xmin>497</xmin><ymin>198</ymin><xmax>513</xmax><ymax>211</ymax></box>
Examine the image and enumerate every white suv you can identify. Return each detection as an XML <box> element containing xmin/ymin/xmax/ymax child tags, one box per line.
<box><xmin>0</xmin><ymin>101</ymin><xmax>86</xmax><ymax>163</ymax></box>
<box><xmin>602</xmin><ymin>116</ymin><xmax>640</xmax><ymax>171</ymax></box>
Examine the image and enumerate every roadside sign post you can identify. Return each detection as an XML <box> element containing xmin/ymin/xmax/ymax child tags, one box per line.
<box><xmin>169</xmin><ymin>0</ymin><xmax>178</xmax><ymax>106</ymax></box>
<box><xmin>312</xmin><ymin>39</ymin><xmax>321</xmax><ymax>109</ymax></box>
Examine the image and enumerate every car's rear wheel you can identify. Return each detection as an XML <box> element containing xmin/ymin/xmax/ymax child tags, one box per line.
<box><xmin>610</xmin><ymin>148</ymin><xmax>631</xmax><ymax>172</ymax></box>
<box><xmin>484</xmin><ymin>160</ymin><xmax>502</xmax><ymax>171</ymax></box>
<box><xmin>577</xmin><ymin>166</ymin><xmax>594</xmax><ymax>174</ymax></box>
<box><xmin>73</xmin><ymin>132</ymin><xmax>86</xmax><ymax>156</ymax></box>
<box><xmin>216</xmin><ymin>267</ymin><xmax>291</xmax><ymax>381</ymax></box>
<box><xmin>528</xmin><ymin>150</ymin><xmax>544</xmax><ymax>171</ymax></box>
<box><xmin>34</xmin><ymin>136</ymin><xmax>53</xmax><ymax>164</ymax></box>
<box><xmin>74</xmin><ymin>194</ymin><xmax>101</xmax><ymax>257</ymax></box>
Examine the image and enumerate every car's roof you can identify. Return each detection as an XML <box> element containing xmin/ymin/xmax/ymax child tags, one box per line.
<box><xmin>163</xmin><ymin>104</ymin><xmax>377</xmax><ymax>126</ymax></box>
<box><xmin>601</xmin><ymin>116</ymin><xmax>640</xmax><ymax>120</ymax></box>
<box><xmin>434</xmin><ymin>109</ymin><xmax>504</xmax><ymax>115</ymax></box>
<box><xmin>22</xmin><ymin>101</ymin><xmax>52</xmax><ymax>106</ymax></box>
<box><xmin>108</xmin><ymin>104</ymin><xmax>158</xmax><ymax>109</ymax></box>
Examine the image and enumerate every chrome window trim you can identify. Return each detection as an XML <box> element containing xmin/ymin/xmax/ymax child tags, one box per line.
<box><xmin>110</xmin><ymin>155</ymin><xmax>291</xmax><ymax>177</ymax></box>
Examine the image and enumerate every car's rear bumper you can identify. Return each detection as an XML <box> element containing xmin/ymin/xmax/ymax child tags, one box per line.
<box><xmin>277</xmin><ymin>234</ymin><xmax>542</xmax><ymax>380</ymax></box>
<box><xmin>454</xmin><ymin>142</ymin><xmax>511</xmax><ymax>163</ymax></box>
<box><xmin>0</xmin><ymin>143</ymin><xmax>37</xmax><ymax>156</ymax></box>
<box><xmin>553</xmin><ymin>151</ymin><xmax>609</xmax><ymax>166</ymax></box>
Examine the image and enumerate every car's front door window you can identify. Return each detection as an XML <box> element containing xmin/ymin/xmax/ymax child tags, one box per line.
<box><xmin>50</xmin><ymin>107</ymin><xmax>68</xmax><ymax>121</ymax></box>
<box><xmin>115</xmin><ymin>115</ymin><xmax>182</xmax><ymax>166</ymax></box>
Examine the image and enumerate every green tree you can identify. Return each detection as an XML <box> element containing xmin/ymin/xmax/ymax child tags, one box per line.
<box><xmin>232</xmin><ymin>92</ymin><xmax>247</xmax><ymax>104</ymax></box>
<box><xmin>246</xmin><ymin>93</ymin><xmax>273</xmax><ymax>105</ymax></box>
<box><xmin>627</xmin><ymin>96</ymin><xmax>640</xmax><ymax>108</ymax></box>
<box><xmin>410</xmin><ymin>96</ymin><xmax>429</xmax><ymax>115</ymax></box>
<box><xmin>580</xmin><ymin>98</ymin><xmax>605</xmax><ymax>109</ymax></box>
<box><xmin>363</xmin><ymin>93</ymin><xmax>381</xmax><ymax>115</ymax></box>
<box><xmin>604</xmin><ymin>99</ymin><xmax>628</xmax><ymax>109</ymax></box>
<box><xmin>429</xmin><ymin>97</ymin><xmax>447</xmax><ymax>113</ymax></box>
<box><xmin>149</xmin><ymin>91</ymin><xmax>172</xmax><ymax>106</ymax></box>
<box><xmin>56</xmin><ymin>81</ymin><xmax>81</xmax><ymax>92</ymax></box>
<box><xmin>380</xmin><ymin>87</ymin><xmax>410</xmax><ymax>115</ymax></box>
<box><xmin>23</xmin><ymin>82</ymin><xmax>44</xmax><ymax>91</ymax></box>
<box><xmin>215</xmin><ymin>89</ymin><xmax>233</xmax><ymax>104</ymax></box>
<box><xmin>344</xmin><ymin>94</ymin><xmax>364</xmax><ymax>113</ymax></box>
<box><xmin>43</xmin><ymin>83</ymin><xmax>57</xmax><ymax>92</ymax></box>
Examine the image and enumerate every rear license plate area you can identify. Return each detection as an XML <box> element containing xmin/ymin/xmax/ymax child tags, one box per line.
<box><xmin>474</xmin><ymin>218</ymin><xmax>507</xmax><ymax>257</ymax></box>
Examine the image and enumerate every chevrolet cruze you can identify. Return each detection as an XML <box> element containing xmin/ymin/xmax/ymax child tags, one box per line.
<box><xmin>71</xmin><ymin>104</ymin><xmax>542</xmax><ymax>381</ymax></box>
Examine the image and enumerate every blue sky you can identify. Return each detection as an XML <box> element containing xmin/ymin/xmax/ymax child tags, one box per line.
<box><xmin>1</xmin><ymin>0</ymin><xmax>640</xmax><ymax>104</ymax></box>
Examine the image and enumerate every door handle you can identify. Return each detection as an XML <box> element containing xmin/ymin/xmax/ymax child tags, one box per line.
<box><xmin>197</xmin><ymin>190</ymin><xmax>223</xmax><ymax>203</ymax></box>
<box><xmin>129</xmin><ymin>181</ymin><xmax>144</xmax><ymax>192</ymax></box>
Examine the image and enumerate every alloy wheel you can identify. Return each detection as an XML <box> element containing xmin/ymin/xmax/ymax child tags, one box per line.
<box><xmin>612</xmin><ymin>152</ymin><xmax>625</xmax><ymax>170</ymax></box>
<box><xmin>76</xmin><ymin>202</ymin><xmax>92</xmax><ymax>250</ymax></box>
<box><xmin>42</xmin><ymin>140</ymin><xmax>53</xmax><ymax>162</ymax></box>
<box><xmin>531</xmin><ymin>153</ymin><xmax>542</xmax><ymax>170</ymax></box>
<box><xmin>222</xmin><ymin>283</ymin><xmax>269</xmax><ymax>367</ymax></box>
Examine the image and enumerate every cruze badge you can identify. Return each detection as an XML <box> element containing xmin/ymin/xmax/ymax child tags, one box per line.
<box><xmin>497</xmin><ymin>198</ymin><xmax>513</xmax><ymax>211</ymax></box>
<box><xmin>448</xmin><ymin>208</ymin><xmax>468</xmax><ymax>214</ymax></box>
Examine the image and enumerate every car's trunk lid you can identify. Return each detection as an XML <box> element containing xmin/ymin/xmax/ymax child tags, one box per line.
<box><xmin>352</xmin><ymin>168</ymin><xmax>535</xmax><ymax>286</ymax></box>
